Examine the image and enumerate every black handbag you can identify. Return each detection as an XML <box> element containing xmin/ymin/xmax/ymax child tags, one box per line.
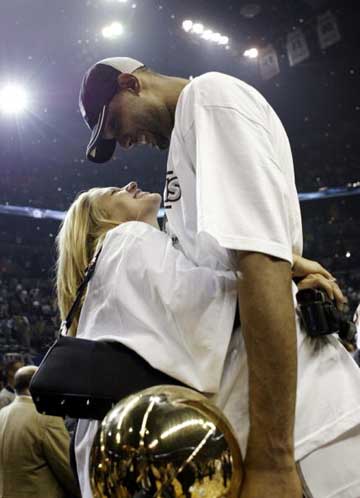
<box><xmin>30</xmin><ymin>247</ymin><xmax>185</xmax><ymax>420</ymax></box>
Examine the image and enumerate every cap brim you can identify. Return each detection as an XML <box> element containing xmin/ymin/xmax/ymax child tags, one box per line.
<box><xmin>86</xmin><ymin>105</ymin><xmax>116</xmax><ymax>163</ymax></box>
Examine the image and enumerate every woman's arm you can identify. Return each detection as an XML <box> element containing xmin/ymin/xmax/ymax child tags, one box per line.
<box><xmin>292</xmin><ymin>254</ymin><xmax>347</xmax><ymax>310</ymax></box>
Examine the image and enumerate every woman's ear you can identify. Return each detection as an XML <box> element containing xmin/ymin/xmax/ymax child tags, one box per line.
<box><xmin>116</xmin><ymin>73</ymin><xmax>140</xmax><ymax>94</ymax></box>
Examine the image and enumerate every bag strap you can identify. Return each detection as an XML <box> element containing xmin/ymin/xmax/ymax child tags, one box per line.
<box><xmin>60</xmin><ymin>246</ymin><xmax>103</xmax><ymax>336</ymax></box>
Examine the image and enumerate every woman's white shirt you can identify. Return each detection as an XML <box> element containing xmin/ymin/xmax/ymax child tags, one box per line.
<box><xmin>75</xmin><ymin>221</ymin><xmax>360</xmax><ymax>498</ymax></box>
<box><xmin>74</xmin><ymin>221</ymin><xmax>238</xmax><ymax>498</ymax></box>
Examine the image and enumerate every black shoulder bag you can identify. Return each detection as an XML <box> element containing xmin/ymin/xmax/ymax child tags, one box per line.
<box><xmin>30</xmin><ymin>247</ymin><xmax>185</xmax><ymax>420</ymax></box>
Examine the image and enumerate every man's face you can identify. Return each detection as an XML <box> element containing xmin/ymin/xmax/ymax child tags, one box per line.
<box><xmin>102</xmin><ymin>80</ymin><xmax>172</xmax><ymax>151</ymax></box>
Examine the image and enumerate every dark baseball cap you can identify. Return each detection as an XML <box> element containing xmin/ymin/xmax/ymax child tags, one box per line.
<box><xmin>79</xmin><ymin>57</ymin><xmax>144</xmax><ymax>163</ymax></box>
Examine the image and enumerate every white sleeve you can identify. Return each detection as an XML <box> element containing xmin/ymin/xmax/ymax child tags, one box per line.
<box><xmin>192</xmin><ymin>103</ymin><xmax>293</xmax><ymax>264</ymax></box>
<box><xmin>118</xmin><ymin>223</ymin><xmax>237</xmax><ymax>393</ymax></box>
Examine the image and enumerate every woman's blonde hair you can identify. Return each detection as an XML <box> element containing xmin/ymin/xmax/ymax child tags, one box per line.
<box><xmin>55</xmin><ymin>188</ymin><xmax>119</xmax><ymax>336</ymax></box>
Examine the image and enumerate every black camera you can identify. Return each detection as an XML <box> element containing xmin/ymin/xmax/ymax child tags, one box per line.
<box><xmin>296</xmin><ymin>288</ymin><xmax>357</xmax><ymax>342</ymax></box>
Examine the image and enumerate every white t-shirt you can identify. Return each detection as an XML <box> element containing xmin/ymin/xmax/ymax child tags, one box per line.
<box><xmin>75</xmin><ymin>74</ymin><xmax>360</xmax><ymax>497</ymax></box>
<box><xmin>74</xmin><ymin>222</ymin><xmax>360</xmax><ymax>498</ymax></box>
<box><xmin>163</xmin><ymin>73</ymin><xmax>360</xmax><ymax>455</ymax></box>
<box><xmin>75</xmin><ymin>221</ymin><xmax>238</xmax><ymax>498</ymax></box>
<box><xmin>164</xmin><ymin>71</ymin><xmax>303</xmax><ymax>269</ymax></box>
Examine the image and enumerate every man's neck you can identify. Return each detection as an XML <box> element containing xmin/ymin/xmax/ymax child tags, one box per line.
<box><xmin>163</xmin><ymin>75</ymin><xmax>189</xmax><ymax>120</ymax></box>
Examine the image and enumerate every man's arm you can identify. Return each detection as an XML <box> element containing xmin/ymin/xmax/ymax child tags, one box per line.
<box><xmin>236</xmin><ymin>251</ymin><xmax>302</xmax><ymax>498</ymax></box>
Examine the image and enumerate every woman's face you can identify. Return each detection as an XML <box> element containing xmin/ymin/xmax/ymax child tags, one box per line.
<box><xmin>92</xmin><ymin>181</ymin><xmax>162</xmax><ymax>224</ymax></box>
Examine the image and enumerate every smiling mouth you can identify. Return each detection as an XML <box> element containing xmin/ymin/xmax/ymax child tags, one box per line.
<box><xmin>133</xmin><ymin>188</ymin><xmax>149</xmax><ymax>199</ymax></box>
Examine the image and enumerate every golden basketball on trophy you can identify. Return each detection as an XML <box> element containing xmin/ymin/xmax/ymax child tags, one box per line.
<box><xmin>90</xmin><ymin>386</ymin><xmax>242</xmax><ymax>498</ymax></box>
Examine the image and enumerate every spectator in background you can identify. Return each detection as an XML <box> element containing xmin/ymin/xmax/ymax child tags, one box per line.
<box><xmin>0</xmin><ymin>366</ymin><xmax>80</xmax><ymax>498</ymax></box>
<box><xmin>0</xmin><ymin>359</ymin><xmax>24</xmax><ymax>410</ymax></box>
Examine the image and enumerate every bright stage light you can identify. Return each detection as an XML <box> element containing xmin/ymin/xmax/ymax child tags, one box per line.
<box><xmin>210</xmin><ymin>32</ymin><xmax>222</xmax><ymax>43</ymax></box>
<box><xmin>102</xmin><ymin>22</ymin><xmax>124</xmax><ymax>39</ymax></box>
<box><xmin>182</xmin><ymin>19</ymin><xmax>229</xmax><ymax>50</ymax></box>
<box><xmin>244</xmin><ymin>48</ymin><xmax>258</xmax><ymax>58</ymax></box>
<box><xmin>192</xmin><ymin>23</ymin><xmax>204</xmax><ymax>35</ymax></box>
<box><xmin>218</xmin><ymin>35</ymin><xmax>229</xmax><ymax>45</ymax></box>
<box><xmin>0</xmin><ymin>84</ymin><xmax>28</xmax><ymax>115</ymax></box>
<box><xmin>182</xmin><ymin>20</ymin><xmax>193</xmax><ymax>32</ymax></box>
<box><xmin>201</xmin><ymin>29</ymin><xmax>213</xmax><ymax>40</ymax></box>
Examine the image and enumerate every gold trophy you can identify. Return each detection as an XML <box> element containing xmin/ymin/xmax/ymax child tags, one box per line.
<box><xmin>90</xmin><ymin>386</ymin><xmax>242</xmax><ymax>497</ymax></box>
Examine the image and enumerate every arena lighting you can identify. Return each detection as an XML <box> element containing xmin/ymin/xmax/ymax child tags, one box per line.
<box><xmin>191</xmin><ymin>23</ymin><xmax>204</xmax><ymax>35</ymax></box>
<box><xmin>182</xmin><ymin>19</ymin><xmax>230</xmax><ymax>48</ymax></box>
<box><xmin>182</xmin><ymin>20</ymin><xmax>193</xmax><ymax>32</ymax></box>
<box><xmin>201</xmin><ymin>29</ymin><xmax>213</xmax><ymax>40</ymax></box>
<box><xmin>210</xmin><ymin>32</ymin><xmax>222</xmax><ymax>43</ymax></box>
<box><xmin>102</xmin><ymin>22</ymin><xmax>124</xmax><ymax>39</ymax></box>
<box><xmin>0</xmin><ymin>84</ymin><xmax>28</xmax><ymax>115</ymax></box>
<box><xmin>244</xmin><ymin>47</ymin><xmax>259</xmax><ymax>59</ymax></box>
<box><xmin>219</xmin><ymin>35</ymin><xmax>229</xmax><ymax>45</ymax></box>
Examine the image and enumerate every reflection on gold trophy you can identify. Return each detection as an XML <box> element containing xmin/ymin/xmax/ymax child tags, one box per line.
<box><xmin>90</xmin><ymin>386</ymin><xmax>242</xmax><ymax>497</ymax></box>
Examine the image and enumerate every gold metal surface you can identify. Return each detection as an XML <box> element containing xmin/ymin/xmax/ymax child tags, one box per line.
<box><xmin>90</xmin><ymin>386</ymin><xmax>242</xmax><ymax>498</ymax></box>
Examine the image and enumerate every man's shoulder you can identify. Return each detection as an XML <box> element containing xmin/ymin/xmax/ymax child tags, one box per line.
<box><xmin>190</xmin><ymin>72</ymin><xmax>250</xmax><ymax>95</ymax></box>
<box><xmin>182</xmin><ymin>71</ymin><xmax>266</xmax><ymax>112</ymax></box>
<box><xmin>0</xmin><ymin>397</ymin><xmax>36</xmax><ymax>426</ymax></box>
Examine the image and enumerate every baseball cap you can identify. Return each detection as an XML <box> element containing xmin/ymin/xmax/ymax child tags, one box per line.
<box><xmin>79</xmin><ymin>57</ymin><xmax>144</xmax><ymax>163</ymax></box>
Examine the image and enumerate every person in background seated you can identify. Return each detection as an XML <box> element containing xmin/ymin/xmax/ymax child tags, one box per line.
<box><xmin>0</xmin><ymin>366</ymin><xmax>80</xmax><ymax>498</ymax></box>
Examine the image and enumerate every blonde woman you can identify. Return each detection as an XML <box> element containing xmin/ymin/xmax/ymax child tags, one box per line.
<box><xmin>56</xmin><ymin>181</ymin><xmax>360</xmax><ymax>498</ymax></box>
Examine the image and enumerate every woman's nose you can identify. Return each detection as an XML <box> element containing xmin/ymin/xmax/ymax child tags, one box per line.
<box><xmin>125</xmin><ymin>181</ymin><xmax>137</xmax><ymax>192</ymax></box>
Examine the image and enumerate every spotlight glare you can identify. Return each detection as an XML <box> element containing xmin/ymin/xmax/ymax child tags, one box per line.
<box><xmin>102</xmin><ymin>22</ymin><xmax>124</xmax><ymax>39</ymax></box>
<box><xmin>192</xmin><ymin>23</ymin><xmax>204</xmax><ymax>35</ymax></box>
<box><xmin>0</xmin><ymin>84</ymin><xmax>28</xmax><ymax>115</ymax></box>
<box><xmin>182</xmin><ymin>20</ymin><xmax>193</xmax><ymax>32</ymax></box>
<box><xmin>201</xmin><ymin>29</ymin><xmax>213</xmax><ymax>41</ymax></box>
<box><xmin>244</xmin><ymin>48</ymin><xmax>259</xmax><ymax>59</ymax></box>
<box><xmin>218</xmin><ymin>35</ymin><xmax>229</xmax><ymax>45</ymax></box>
<box><xmin>210</xmin><ymin>32</ymin><xmax>222</xmax><ymax>43</ymax></box>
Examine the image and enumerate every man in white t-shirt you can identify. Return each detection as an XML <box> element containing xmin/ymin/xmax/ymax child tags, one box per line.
<box><xmin>79</xmin><ymin>58</ymin><xmax>360</xmax><ymax>498</ymax></box>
